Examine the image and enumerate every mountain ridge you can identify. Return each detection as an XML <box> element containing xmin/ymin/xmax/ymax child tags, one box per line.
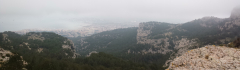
<box><xmin>71</xmin><ymin>7</ymin><xmax>240</xmax><ymax>69</ymax></box>
<box><xmin>14</xmin><ymin>24</ymin><xmax>137</xmax><ymax>38</ymax></box>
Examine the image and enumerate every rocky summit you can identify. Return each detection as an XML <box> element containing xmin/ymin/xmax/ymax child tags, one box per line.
<box><xmin>168</xmin><ymin>45</ymin><xmax>240</xmax><ymax>70</ymax></box>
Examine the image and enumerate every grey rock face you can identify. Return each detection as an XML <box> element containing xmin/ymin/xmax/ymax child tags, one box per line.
<box><xmin>63</xmin><ymin>39</ymin><xmax>78</xmax><ymax>58</ymax></box>
<box><xmin>230</xmin><ymin>6</ymin><xmax>240</xmax><ymax>27</ymax></box>
<box><xmin>136</xmin><ymin>22</ymin><xmax>198</xmax><ymax>55</ymax></box>
<box><xmin>168</xmin><ymin>45</ymin><xmax>240</xmax><ymax>70</ymax></box>
<box><xmin>137</xmin><ymin>23</ymin><xmax>172</xmax><ymax>54</ymax></box>
<box><xmin>230</xmin><ymin>6</ymin><xmax>240</xmax><ymax>19</ymax></box>
<box><xmin>2</xmin><ymin>34</ymin><xmax>11</xmax><ymax>43</ymax></box>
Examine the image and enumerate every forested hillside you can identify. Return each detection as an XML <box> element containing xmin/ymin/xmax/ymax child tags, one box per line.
<box><xmin>73</xmin><ymin>27</ymin><xmax>138</xmax><ymax>55</ymax></box>
<box><xmin>0</xmin><ymin>32</ymin><xmax>151</xmax><ymax>70</ymax></box>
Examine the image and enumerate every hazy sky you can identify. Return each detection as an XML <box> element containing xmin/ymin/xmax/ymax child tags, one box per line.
<box><xmin>0</xmin><ymin>0</ymin><xmax>240</xmax><ymax>32</ymax></box>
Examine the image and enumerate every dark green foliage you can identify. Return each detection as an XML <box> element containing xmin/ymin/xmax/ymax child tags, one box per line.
<box><xmin>75</xmin><ymin>52</ymin><xmax>147</xmax><ymax>70</ymax></box>
<box><xmin>0</xmin><ymin>54</ymin><xmax>23</xmax><ymax>70</ymax></box>
<box><xmin>26</xmin><ymin>56</ymin><xmax>82</xmax><ymax>70</ymax></box>
<box><xmin>121</xmin><ymin>53</ymin><xmax>170</xmax><ymax>70</ymax></box>
<box><xmin>75</xmin><ymin>27</ymin><xmax>138</xmax><ymax>55</ymax></box>
<box><xmin>0</xmin><ymin>33</ymin><xmax>3</xmax><ymax>44</ymax></box>
<box><xmin>0</xmin><ymin>32</ymin><xmax>75</xmax><ymax>69</ymax></box>
<box><xmin>0</xmin><ymin>31</ymin><xmax>150</xmax><ymax>70</ymax></box>
<box><xmin>71</xmin><ymin>27</ymin><xmax>171</xmax><ymax>69</ymax></box>
<box><xmin>228</xmin><ymin>38</ymin><xmax>240</xmax><ymax>48</ymax></box>
<box><xmin>228</xmin><ymin>42</ymin><xmax>234</xmax><ymax>47</ymax></box>
<box><xmin>25</xmin><ymin>52</ymin><xmax>148</xmax><ymax>70</ymax></box>
<box><xmin>0</xmin><ymin>32</ymin><xmax>74</xmax><ymax>60</ymax></box>
<box><xmin>233</xmin><ymin>38</ymin><xmax>240</xmax><ymax>48</ymax></box>
<box><xmin>219</xmin><ymin>44</ymin><xmax>224</xmax><ymax>46</ymax></box>
<box><xmin>6</xmin><ymin>54</ymin><xmax>10</xmax><ymax>57</ymax></box>
<box><xmin>147</xmin><ymin>22</ymin><xmax>175</xmax><ymax>39</ymax></box>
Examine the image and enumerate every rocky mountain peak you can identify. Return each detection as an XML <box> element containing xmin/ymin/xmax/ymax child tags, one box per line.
<box><xmin>230</xmin><ymin>6</ymin><xmax>240</xmax><ymax>19</ymax></box>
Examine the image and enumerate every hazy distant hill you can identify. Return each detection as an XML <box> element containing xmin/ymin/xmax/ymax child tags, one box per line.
<box><xmin>0</xmin><ymin>31</ymin><xmax>77</xmax><ymax>69</ymax></box>
<box><xmin>0</xmin><ymin>31</ymin><xmax>77</xmax><ymax>57</ymax></box>
<box><xmin>15</xmin><ymin>24</ymin><xmax>138</xmax><ymax>38</ymax></box>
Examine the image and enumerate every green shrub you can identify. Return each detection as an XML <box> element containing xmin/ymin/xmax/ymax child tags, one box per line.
<box><xmin>228</xmin><ymin>42</ymin><xmax>235</xmax><ymax>47</ymax></box>
<box><xmin>219</xmin><ymin>44</ymin><xmax>223</xmax><ymax>46</ymax></box>
<box><xmin>205</xmin><ymin>55</ymin><xmax>209</xmax><ymax>59</ymax></box>
<box><xmin>6</xmin><ymin>54</ymin><xmax>10</xmax><ymax>57</ymax></box>
<box><xmin>233</xmin><ymin>38</ymin><xmax>240</xmax><ymax>48</ymax></box>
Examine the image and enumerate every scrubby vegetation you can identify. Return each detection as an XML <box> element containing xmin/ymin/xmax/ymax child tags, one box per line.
<box><xmin>233</xmin><ymin>38</ymin><xmax>240</xmax><ymax>48</ymax></box>
<box><xmin>72</xmin><ymin>27</ymin><xmax>169</xmax><ymax>69</ymax></box>
<box><xmin>0</xmin><ymin>31</ymin><xmax>154</xmax><ymax>70</ymax></box>
<box><xmin>25</xmin><ymin>52</ymin><xmax>148</xmax><ymax>70</ymax></box>
<box><xmin>0</xmin><ymin>54</ymin><xmax>24</xmax><ymax>70</ymax></box>
<box><xmin>228</xmin><ymin>38</ymin><xmax>240</xmax><ymax>48</ymax></box>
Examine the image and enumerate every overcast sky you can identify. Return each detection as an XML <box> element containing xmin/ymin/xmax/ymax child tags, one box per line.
<box><xmin>0</xmin><ymin>0</ymin><xmax>240</xmax><ymax>32</ymax></box>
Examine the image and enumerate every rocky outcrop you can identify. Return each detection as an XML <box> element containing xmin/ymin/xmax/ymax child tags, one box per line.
<box><xmin>0</xmin><ymin>48</ymin><xmax>28</xmax><ymax>68</ymax></box>
<box><xmin>163</xmin><ymin>38</ymin><xmax>199</xmax><ymax>67</ymax></box>
<box><xmin>27</xmin><ymin>33</ymin><xmax>45</xmax><ymax>41</ymax></box>
<box><xmin>63</xmin><ymin>39</ymin><xmax>78</xmax><ymax>58</ymax></box>
<box><xmin>136</xmin><ymin>22</ymin><xmax>198</xmax><ymax>54</ymax></box>
<box><xmin>37</xmin><ymin>48</ymin><xmax>43</xmax><ymax>53</ymax></box>
<box><xmin>62</xmin><ymin>45</ymin><xmax>72</xmax><ymax>49</ymax></box>
<box><xmin>172</xmin><ymin>38</ymin><xmax>199</xmax><ymax>56</ymax></box>
<box><xmin>2</xmin><ymin>34</ymin><xmax>11</xmax><ymax>43</ymax></box>
<box><xmin>168</xmin><ymin>45</ymin><xmax>240</xmax><ymax>70</ymax></box>
<box><xmin>137</xmin><ymin>23</ymin><xmax>172</xmax><ymax>54</ymax></box>
<box><xmin>0</xmin><ymin>48</ymin><xmax>12</xmax><ymax>62</ymax></box>
<box><xmin>86</xmin><ymin>51</ymin><xmax>98</xmax><ymax>57</ymax></box>
<box><xmin>24</xmin><ymin>42</ymin><xmax>31</xmax><ymax>50</ymax></box>
<box><xmin>63</xmin><ymin>39</ymin><xmax>75</xmax><ymax>51</ymax></box>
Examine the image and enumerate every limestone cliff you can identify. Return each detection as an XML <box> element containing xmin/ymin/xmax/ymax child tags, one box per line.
<box><xmin>136</xmin><ymin>22</ymin><xmax>199</xmax><ymax>54</ymax></box>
